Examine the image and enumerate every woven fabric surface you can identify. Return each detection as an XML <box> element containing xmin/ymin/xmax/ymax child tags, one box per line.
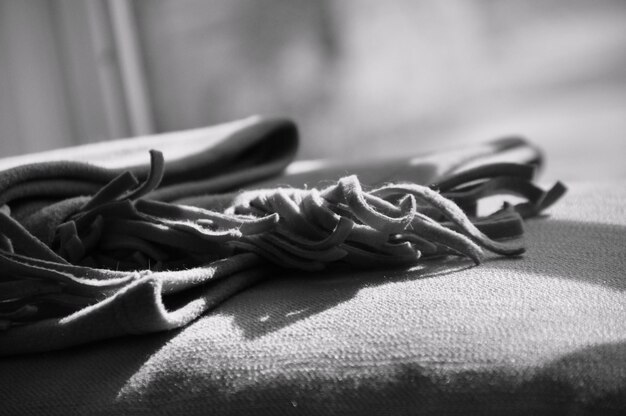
<box><xmin>0</xmin><ymin>171</ymin><xmax>623</xmax><ymax>414</ymax></box>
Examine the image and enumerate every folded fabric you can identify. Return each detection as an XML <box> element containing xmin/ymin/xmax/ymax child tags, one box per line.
<box><xmin>0</xmin><ymin>117</ymin><xmax>565</xmax><ymax>355</ymax></box>
<box><xmin>0</xmin><ymin>116</ymin><xmax>298</xmax><ymax>208</ymax></box>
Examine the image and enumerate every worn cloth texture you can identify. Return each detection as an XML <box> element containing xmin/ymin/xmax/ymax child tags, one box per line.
<box><xmin>0</xmin><ymin>116</ymin><xmax>300</xmax><ymax>355</ymax></box>
<box><xmin>0</xmin><ymin>116</ymin><xmax>548</xmax><ymax>356</ymax></box>
<box><xmin>0</xmin><ymin>119</ymin><xmax>624</xmax><ymax>415</ymax></box>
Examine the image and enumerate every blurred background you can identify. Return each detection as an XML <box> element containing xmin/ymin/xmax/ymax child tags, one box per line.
<box><xmin>1</xmin><ymin>0</ymin><xmax>625</xmax><ymax>181</ymax></box>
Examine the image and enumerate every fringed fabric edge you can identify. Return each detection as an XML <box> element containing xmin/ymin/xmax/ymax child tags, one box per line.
<box><xmin>0</xmin><ymin>150</ymin><xmax>566</xmax><ymax>328</ymax></box>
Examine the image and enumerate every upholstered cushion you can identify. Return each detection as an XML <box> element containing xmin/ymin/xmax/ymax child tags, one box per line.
<box><xmin>0</xmin><ymin>178</ymin><xmax>623</xmax><ymax>415</ymax></box>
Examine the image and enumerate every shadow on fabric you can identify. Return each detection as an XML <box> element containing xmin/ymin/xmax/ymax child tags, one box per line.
<box><xmin>222</xmin><ymin>217</ymin><xmax>626</xmax><ymax>340</ymax></box>
<box><xmin>0</xmin><ymin>329</ymin><xmax>180</xmax><ymax>414</ymax></box>
<box><xmin>223</xmin><ymin>257</ymin><xmax>474</xmax><ymax>340</ymax></box>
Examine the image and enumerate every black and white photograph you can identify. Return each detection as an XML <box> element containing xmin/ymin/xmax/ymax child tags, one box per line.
<box><xmin>0</xmin><ymin>1</ymin><xmax>625</xmax><ymax>414</ymax></box>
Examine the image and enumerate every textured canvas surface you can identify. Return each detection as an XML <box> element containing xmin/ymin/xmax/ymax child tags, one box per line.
<box><xmin>0</xmin><ymin>177</ymin><xmax>623</xmax><ymax>415</ymax></box>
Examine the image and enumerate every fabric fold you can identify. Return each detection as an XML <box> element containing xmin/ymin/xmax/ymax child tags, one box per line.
<box><xmin>0</xmin><ymin>116</ymin><xmax>298</xmax><ymax>209</ymax></box>
<box><xmin>0</xmin><ymin>116</ymin><xmax>566</xmax><ymax>356</ymax></box>
<box><xmin>0</xmin><ymin>253</ymin><xmax>270</xmax><ymax>355</ymax></box>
